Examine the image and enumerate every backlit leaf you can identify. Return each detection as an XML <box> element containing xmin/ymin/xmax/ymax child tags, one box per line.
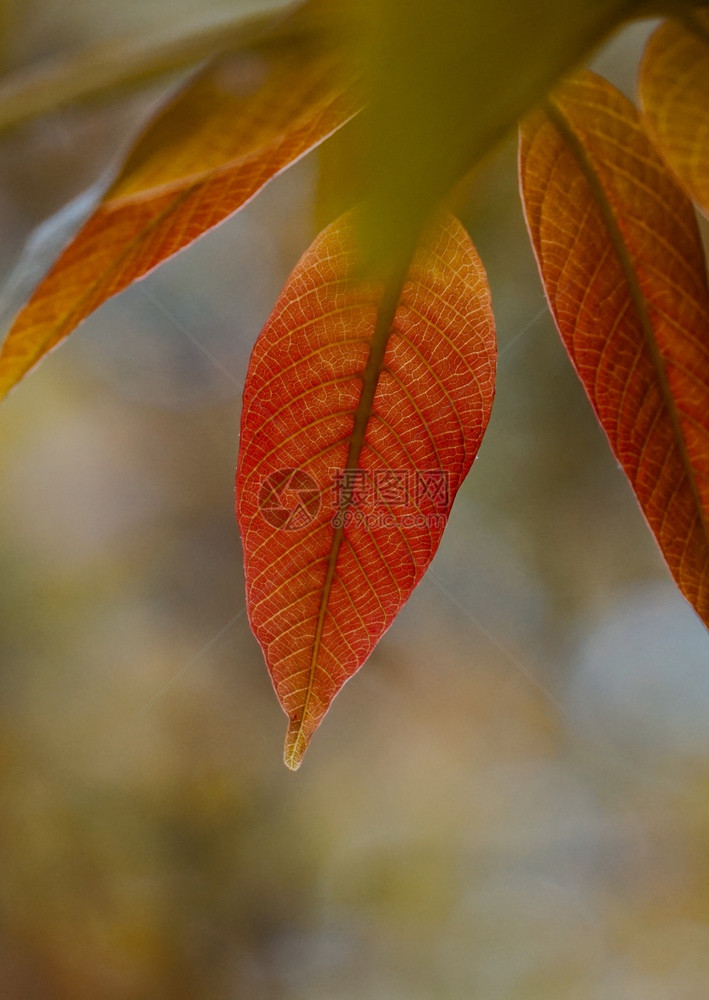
<box><xmin>639</xmin><ymin>10</ymin><xmax>709</xmax><ymax>216</ymax></box>
<box><xmin>235</xmin><ymin>212</ymin><xmax>496</xmax><ymax>768</ymax></box>
<box><xmin>0</xmin><ymin>21</ymin><xmax>356</xmax><ymax>400</ymax></box>
<box><xmin>520</xmin><ymin>70</ymin><xmax>709</xmax><ymax>623</ymax></box>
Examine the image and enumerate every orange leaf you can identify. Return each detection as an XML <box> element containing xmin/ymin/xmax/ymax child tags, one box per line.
<box><xmin>639</xmin><ymin>11</ymin><xmax>709</xmax><ymax>216</ymax></box>
<box><xmin>235</xmin><ymin>212</ymin><xmax>496</xmax><ymax>768</ymax></box>
<box><xmin>0</xmin><ymin>29</ymin><xmax>356</xmax><ymax>400</ymax></box>
<box><xmin>520</xmin><ymin>70</ymin><xmax>709</xmax><ymax>623</ymax></box>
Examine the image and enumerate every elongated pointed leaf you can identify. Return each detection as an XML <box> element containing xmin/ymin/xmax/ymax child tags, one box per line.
<box><xmin>639</xmin><ymin>11</ymin><xmax>709</xmax><ymax>216</ymax></box>
<box><xmin>520</xmin><ymin>71</ymin><xmax>709</xmax><ymax>623</ymax></box>
<box><xmin>235</xmin><ymin>212</ymin><xmax>496</xmax><ymax>768</ymax></box>
<box><xmin>0</xmin><ymin>26</ymin><xmax>356</xmax><ymax>399</ymax></box>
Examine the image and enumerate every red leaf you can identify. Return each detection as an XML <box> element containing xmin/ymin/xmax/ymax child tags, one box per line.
<box><xmin>235</xmin><ymin>212</ymin><xmax>496</xmax><ymax>768</ymax></box>
<box><xmin>639</xmin><ymin>11</ymin><xmax>709</xmax><ymax>216</ymax></box>
<box><xmin>520</xmin><ymin>70</ymin><xmax>709</xmax><ymax>622</ymax></box>
<box><xmin>0</xmin><ymin>24</ymin><xmax>356</xmax><ymax>399</ymax></box>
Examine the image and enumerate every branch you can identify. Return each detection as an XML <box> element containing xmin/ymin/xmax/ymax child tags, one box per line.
<box><xmin>0</xmin><ymin>2</ymin><xmax>320</xmax><ymax>133</ymax></box>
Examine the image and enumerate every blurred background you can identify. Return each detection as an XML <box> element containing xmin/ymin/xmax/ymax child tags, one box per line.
<box><xmin>1</xmin><ymin>3</ymin><xmax>709</xmax><ymax>998</ymax></box>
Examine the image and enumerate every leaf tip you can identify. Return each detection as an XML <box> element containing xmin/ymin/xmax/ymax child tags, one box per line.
<box><xmin>283</xmin><ymin>718</ymin><xmax>310</xmax><ymax>771</ymax></box>
<box><xmin>0</xmin><ymin>356</ymin><xmax>20</xmax><ymax>403</ymax></box>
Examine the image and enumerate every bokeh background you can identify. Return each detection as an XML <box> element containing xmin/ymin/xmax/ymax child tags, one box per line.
<box><xmin>1</xmin><ymin>3</ymin><xmax>709</xmax><ymax>998</ymax></box>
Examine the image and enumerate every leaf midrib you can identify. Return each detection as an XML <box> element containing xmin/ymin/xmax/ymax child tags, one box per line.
<box><xmin>545</xmin><ymin>95</ymin><xmax>709</xmax><ymax>561</ymax></box>
<box><xmin>285</xmin><ymin>246</ymin><xmax>415</xmax><ymax>769</ymax></box>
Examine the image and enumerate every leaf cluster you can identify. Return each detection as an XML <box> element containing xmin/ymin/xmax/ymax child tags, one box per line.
<box><xmin>1</xmin><ymin>0</ymin><xmax>708</xmax><ymax>766</ymax></box>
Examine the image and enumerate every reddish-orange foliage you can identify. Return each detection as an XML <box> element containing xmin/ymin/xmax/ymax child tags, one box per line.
<box><xmin>520</xmin><ymin>70</ymin><xmax>709</xmax><ymax>623</ymax></box>
<box><xmin>640</xmin><ymin>11</ymin><xmax>709</xmax><ymax>217</ymax></box>
<box><xmin>0</xmin><ymin>41</ymin><xmax>354</xmax><ymax>400</ymax></box>
<box><xmin>235</xmin><ymin>212</ymin><xmax>496</xmax><ymax>767</ymax></box>
<box><xmin>4</xmin><ymin>1</ymin><xmax>709</xmax><ymax>769</ymax></box>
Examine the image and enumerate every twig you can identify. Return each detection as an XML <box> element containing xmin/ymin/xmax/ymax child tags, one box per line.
<box><xmin>0</xmin><ymin>2</ymin><xmax>320</xmax><ymax>133</ymax></box>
